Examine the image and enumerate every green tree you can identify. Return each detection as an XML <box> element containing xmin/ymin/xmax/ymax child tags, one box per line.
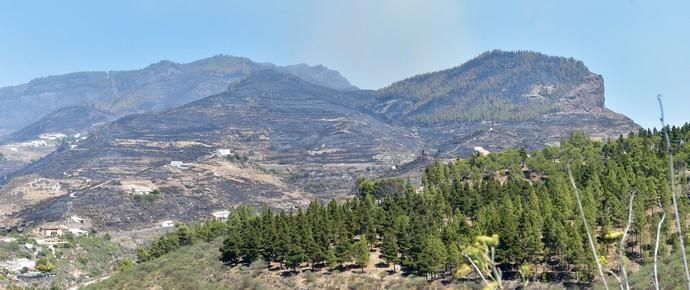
<box><xmin>326</xmin><ymin>247</ymin><xmax>337</xmax><ymax>269</ymax></box>
<box><xmin>219</xmin><ymin>233</ymin><xmax>243</xmax><ymax>265</ymax></box>
<box><xmin>285</xmin><ymin>244</ymin><xmax>305</xmax><ymax>271</ymax></box>
<box><xmin>352</xmin><ymin>236</ymin><xmax>370</xmax><ymax>273</ymax></box>
<box><xmin>176</xmin><ymin>223</ymin><xmax>194</xmax><ymax>246</ymax></box>
<box><xmin>380</xmin><ymin>229</ymin><xmax>400</xmax><ymax>271</ymax></box>
<box><xmin>35</xmin><ymin>257</ymin><xmax>55</xmax><ymax>272</ymax></box>
<box><xmin>136</xmin><ymin>247</ymin><xmax>151</xmax><ymax>262</ymax></box>
<box><xmin>446</xmin><ymin>242</ymin><xmax>462</xmax><ymax>273</ymax></box>
<box><xmin>335</xmin><ymin>238</ymin><xmax>352</xmax><ymax>266</ymax></box>
<box><xmin>418</xmin><ymin>235</ymin><xmax>448</xmax><ymax>279</ymax></box>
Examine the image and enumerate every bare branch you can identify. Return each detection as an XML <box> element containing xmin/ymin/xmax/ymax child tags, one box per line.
<box><xmin>490</xmin><ymin>246</ymin><xmax>503</xmax><ymax>289</ymax></box>
<box><xmin>619</xmin><ymin>191</ymin><xmax>635</xmax><ymax>290</ymax></box>
<box><xmin>464</xmin><ymin>254</ymin><xmax>488</xmax><ymax>284</ymax></box>
<box><xmin>567</xmin><ymin>163</ymin><xmax>608</xmax><ymax>289</ymax></box>
<box><xmin>654</xmin><ymin>199</ymin><xmax>667</xmax><ymax>290</ymax></box>
<box><xmin>607</xmin><ymin>269</ymin><xmax>624</xmax><ymax>290</ymax></box>
<box><xmin>657</xmin><ymin>94</ymin><xmax>690</xmax><ymax>290</ymax></box>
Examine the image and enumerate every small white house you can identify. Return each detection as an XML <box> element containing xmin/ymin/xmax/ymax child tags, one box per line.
<box><xmin>68</xmin><ymin>228</ymin><xmax>88</xmax><ymax>236</ymax></box>
<box><xmin>217</xmin><ymin>149</ymin><xmax>232</xmax><ymax>157</ymax></box>
<box><xmin>71</xmin><ymin>215</ymin><xmax>86</xmax><ymax>224</ymax></box>
<box><xmin>39</xmin><ymin>225</ymin><xmax>63</xmax><ymax>237</ymax></box>
<box><xmin>170</xmin><ymin>161</ymin><xmax>188</xmax><ymax>169</ymax></box>
<box><xmin>160</xmin><ymin>220</ymin><xmax>175</xmax><ymax>228</ymax></box>
<box><xmin>38</xmin><ymin>133</ymin><xmax>66</xmax><ymax>140</ymax></box>
<box><xmin>211</xmin><ymin>210</ymin><xmax>230</xmax><ymax>220</ymax></box>
<box><xmin>130</xmin><ymin>185</ymin><xmax>154</xmax><ymax>195</ymax></box>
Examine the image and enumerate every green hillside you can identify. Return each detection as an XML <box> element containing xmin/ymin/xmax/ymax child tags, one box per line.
<box><xmin>84</xmin><ymin>124</ymin><xmax>690</xmax><ymax>289</ymax></box>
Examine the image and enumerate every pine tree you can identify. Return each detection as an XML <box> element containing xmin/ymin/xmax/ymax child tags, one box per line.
<box><xmin>417</xmin><ymin>235</ymin><xmax>448</xmax><ymax>279</ymax></box>
<box><xmin>498</xmin><ymin>195</ymin><xmax>519</xmax><ymax>263</ymax></box>
<box><xmin>380</xmin><ymin>228</ymin><xmax>400</xmax><ymax>271</ymax></box>
<box><xmin>335</xmin><ymin>238</ymin><xmax>352</xmax><ymax>267</ymax></box>
<box><xmin>285</xmin><ymin>244</ymin><xmax>304</xmax><ymax>271</ymax></box>
<box><xmin>176</xmin><ymin>223</ymin><xmax>194</xmax><ymax>247</ymax></box>
<box><xmin>219</xmin><ymin>233</ymin><xmax>243</xmax><ymax>265</ymax></box>
<box><xmin>326</xmin><ymin>247</ymin><xmax>337</xmax><ymax>269</ymax></box>
<box><xmin>241</xmin><ymin>220</ymin><xmax>262</xmax><ymax>263</ymax></box>
<box><xmin>352</xmin><ymin>236</ymin><xmax>370</xmax><ymax>273</ymax></box>
<box><xmin>446</xmin><ymin>242</ymin><xmax>462</xmax><ymax>274</ymax></box>
<box><xmin>519</xmin><ymin>189</ymin><xmax>544</xmax><ymax>264</ymax></box>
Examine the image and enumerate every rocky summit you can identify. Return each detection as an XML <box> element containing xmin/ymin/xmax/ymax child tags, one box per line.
<box><xmin>0</xmin><ymin>50</ymin><xmax>639</xmax><ymax>230</ymax></box>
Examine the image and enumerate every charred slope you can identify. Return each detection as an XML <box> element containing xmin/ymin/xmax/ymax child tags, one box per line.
<box><xmin>0</xmin><ymin>106</ymin><xmax>114</xmax><ymax>144</ymax></box>
<box><xmin>1</xmin><ymin>51</ymin><xmax>641</xmax><ymax>230</ymax></box>
<box><xmin>0</xmin><ymin>55</ymin><xmax>355</xmax><ymax>137</ymax></box>
<box><xmin>15</xmin><ymin>70</ymin><xmax>420</xmax><ymax>182</ymax></box>
<box><xmin>3</xmin><ymin>70</ymin><xmax>419</xmax><ymax>229</ymax></box>
<box><xmin>373</xmin><ymin>50</ymin><xmax>639</xmax><ymax>155</ymax></box>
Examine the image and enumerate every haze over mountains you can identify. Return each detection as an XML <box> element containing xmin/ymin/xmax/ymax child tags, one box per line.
<box><xmin>0</xmin><ymin>50</ymin><xmax>639</xmax><ymax>229</ymax></box>
<box><xmin>0</xmin><ymin>55</ymin><xmax>356</xmax><ymax>141</ymax></box>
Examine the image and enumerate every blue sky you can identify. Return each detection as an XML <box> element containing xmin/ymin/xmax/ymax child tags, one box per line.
<box><xmin>0</xmin><ymin>0</ymin><xmax>688</xmax><ymax>128</ymax></box>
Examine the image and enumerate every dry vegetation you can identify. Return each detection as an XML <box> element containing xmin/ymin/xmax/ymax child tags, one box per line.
<box><xmin>85</xmin><ymin>239</ymin><xmax>567</xmax><ymax>290</ymax></box>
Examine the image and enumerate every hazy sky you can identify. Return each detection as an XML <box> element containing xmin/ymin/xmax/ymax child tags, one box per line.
<box><xmin>1</xmin><ymin>0</ymin><xmax>688</xmax><ymax>128</ymax></box>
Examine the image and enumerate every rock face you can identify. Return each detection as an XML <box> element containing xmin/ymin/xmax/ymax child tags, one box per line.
<box><xmin>0</xmin><ymin>55</ymin><xmax>356</xmax><ymax>139</ymax></box>
<box><xmin>0</xmin><ymin>50</ymin><xmax>640</xmax><ymax>230</ymax></box>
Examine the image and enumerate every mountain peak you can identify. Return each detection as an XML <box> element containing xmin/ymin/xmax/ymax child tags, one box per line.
<box><xmin>0</xmin><ymin>56</ymin><xmax>357</xmax><ymax>137</ymax></box>
<box><xmin>377</xmin><ymin>50</ymin><xmax>604</xmax><ymax>123</ymax></box>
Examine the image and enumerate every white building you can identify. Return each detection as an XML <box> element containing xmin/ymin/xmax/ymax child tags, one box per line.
<box><xmin>71</xmin><ymin>215</ymin><xmax>86</xmax><ymax>224</ymax></box>
<box><xmin>39</xmin><ymin>225</ymin><xmax>63</xmax><ymax>237</ymax></box>
<box><xmin>170</xmin><ymin>161</ymin><xmax>188</xmax><ymax>169</ymax></box>
<box><xmin>160</xmin><ymin>220</ymin><xmax>175</xmax><ymax>228</ymax></box>
<box><xmin>131</xmin><ymin>185</ymin><xmax>154</xmax><ymax>195</ymax></box>
<box><xmin>211</xmin><ymin>210</ymin><xmax>230</xmax><ymax>220</ymax></box>
<box><xmin>217</xmin><ymin>149</ymin><xmax>232</xmax><ymax>157</ymax></box>
<box><xmin>38</xmin><ymin>133</ymin><xmax>67</xmax><ymax>140</ymax></box>
<box><xmin>22</xmin><ymin>140</ymin><xmax>48</xmax><ymax>148</ymax></box>
<box><xmin>68</xmin><ymin>228</ymin><xmax>88</xmax><ymax>236</ymax></box>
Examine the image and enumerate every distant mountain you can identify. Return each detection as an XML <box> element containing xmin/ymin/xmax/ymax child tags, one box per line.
<box><xmin>377</xmin><ymin>50</ymin><xmax>607</xmax><ymax>123</ymax></box>
<box><xmin>271</xmin><ymin>63</ymin><xmax>357</xmax><ymax>91</ymax></box>
<box><xmin>1</xmin><ymin>70</ymin><xmax>414</xmax><ymax>228</ymax></box>
<box><xmin>0</xmin><ymin>50</ymin><xmax>640</xmax><ymax>229</ymax></box>
<box><xmin>0</xmin><ymin>55</ymin><xmax>356</xmax><ymax>138</ymax></box>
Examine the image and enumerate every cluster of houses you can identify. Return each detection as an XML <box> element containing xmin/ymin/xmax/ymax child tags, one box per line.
<box><xmin>38</xmin><ymin>225</ymin><xmax>87</xmax><ymax>238</ymax></box>
<box><xmin>0</xmin><ymin>216</ymin><xmax>92</xmax><ymax>285</ymax></box>
<box><xmin>0</xmin><ymin>237</ymin><xmax>51</xmax><ymax>284</ymax></box>
<box><xmin>37</xmin><ymin>216</ymin><xmax>89</xmax><ymax>239</ymax></box>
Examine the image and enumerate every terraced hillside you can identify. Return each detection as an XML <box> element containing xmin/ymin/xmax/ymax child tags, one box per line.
<box><xmin>0</xmin><ymin>50</ymin><xmax>639</xmax><ymax>230</ymax></box>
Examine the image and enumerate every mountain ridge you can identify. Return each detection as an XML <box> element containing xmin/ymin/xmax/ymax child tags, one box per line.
<box><xmin>376</xmin><ymin>50</ymin><xmax>607</xmax><ymax>123</ymax></box>
<box><xmin>0</xmin><ymin>55</ymin><xmax>356</xmax><ymax>139</ymax></box>
<box><xmin>0</xmin><ymin>50</ymin><xmax>640</xmax><ymax>230</ymax></box>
